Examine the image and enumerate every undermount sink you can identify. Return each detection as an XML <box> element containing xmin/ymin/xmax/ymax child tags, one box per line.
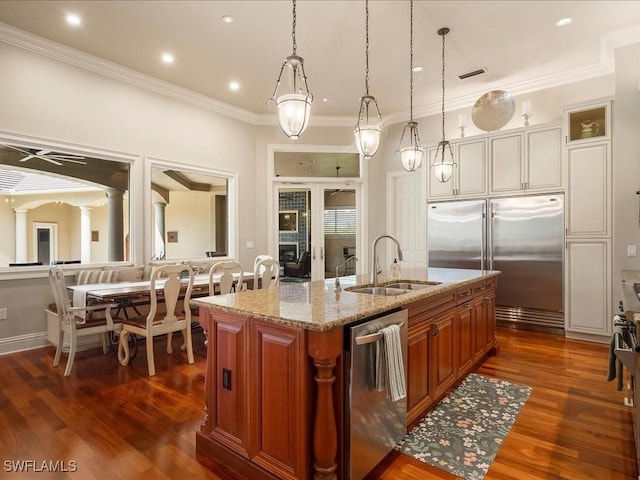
<box><xmin>345</xmin><ymin>280</ymin><xmax>443</xmax><ymax>296</ymax></box>
<box><xmin>383</xmin><ymin>281</ymin><xmax>442</xmax><ymax>290</ymax></box>
<box><xmin>346</xmin><ymin>286</ymin><xmax>409</xmax><ymax>296</ymax></box>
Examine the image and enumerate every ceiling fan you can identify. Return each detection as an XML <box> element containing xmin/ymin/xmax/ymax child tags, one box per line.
<box><xmin>2</xmin><ymin>144</ymin><xmax>86</xmax><ymax>166</ymax></box>
<box><xmin>331</xmin><ymin>166</ymin><xmax>354</xmax><ymax>196</ymax></box>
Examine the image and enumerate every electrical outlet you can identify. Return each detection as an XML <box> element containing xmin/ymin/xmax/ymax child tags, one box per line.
<box><xmin>0</xmin><ymin>308</ymin><xmax>7</xmax><ymax>320</ymax></box>
<box><xmin>628</xmin><ymin>245</ymin><xmax>637</xmax><ymax>257</ymax></box>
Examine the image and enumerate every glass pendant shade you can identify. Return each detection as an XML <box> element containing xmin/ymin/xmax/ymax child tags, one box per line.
<box><xmin>268</xmin><ymin>0</ymin><xmax>313</xmax><ymax>141</ymax></box>
<box><xmin>400</xmin><ymin>146</ymin><xmax>424</xmax><ymax>172</ymax></box>
<box><xmin>354</xmin><ymin>96</ymin><xmax>383</xmax><ymax>159</ymax></box>
<box><xmin>276</xmin><ymin>92</ymin><xmax>312</xmax><ymax>140</ymax></box>
<box><xmin>432</xmin><ymin>140</ymin><xmax>455</xmax><ymax>182</ymax></box>
<box><xmin>397</xmin><ymin>121</ymin><xmax>423</xmax><ymax>172</ymax></box>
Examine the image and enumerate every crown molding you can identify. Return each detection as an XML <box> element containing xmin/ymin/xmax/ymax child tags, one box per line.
<box><xmin>0</xmin><ymin>22</ymin><xmax>261</xmax><ymax>125</ymax></box>
<box><xmin>1</xmin><ymin>20</ymin><xmax>638</xmax><ymax>130</ymax></box>
<box><xmin>384</xmin><ymin>26</ymin><xmax>640</xmax><ymax>127</ymax></box>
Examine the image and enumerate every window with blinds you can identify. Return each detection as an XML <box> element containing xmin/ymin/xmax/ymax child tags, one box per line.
<box><xmin>324</xmin><ymin>208</ymin><xmax>356</xmax><ymax>236</ymax></box>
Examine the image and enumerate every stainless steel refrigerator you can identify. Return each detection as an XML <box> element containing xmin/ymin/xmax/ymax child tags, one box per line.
<box><xmin>427</xmin><ymin>194</ymin><xmax>564</xmax><ymax>331</ymax></box>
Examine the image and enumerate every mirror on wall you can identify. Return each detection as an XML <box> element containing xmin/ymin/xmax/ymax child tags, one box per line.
<box><xmin>150</xmin><ymin>165</ymin><xmax>229</xmax><ymax>261</ymax></box>
<box><xmin>0</xmin><ymin>142</ymin><xmax>131</xmax><ymax>267</ymax></box>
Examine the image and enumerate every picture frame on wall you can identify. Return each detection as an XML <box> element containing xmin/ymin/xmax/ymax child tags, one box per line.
<box><xmin>279</xmin><ymin>210</ymin><xmax>298</xmax><ymax>232</ymax></box>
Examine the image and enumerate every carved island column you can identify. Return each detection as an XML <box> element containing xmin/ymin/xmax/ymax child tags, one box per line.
<box><xmin>308</xmin><ymin>327</ymin><xmax>343</xmax><ymax>480</ymax></box>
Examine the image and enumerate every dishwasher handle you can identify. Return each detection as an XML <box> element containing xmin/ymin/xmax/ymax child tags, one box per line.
<box><xmin>354</xmin><ymin>321</ymin><xmax>406</xmax><ymax>346</ymax></box>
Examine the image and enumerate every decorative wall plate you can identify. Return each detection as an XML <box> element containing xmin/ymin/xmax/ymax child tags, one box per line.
<box><xmin>471</xmin><ymin>90</ymin><xmax>515</xmax><ymax>132</ymax></box>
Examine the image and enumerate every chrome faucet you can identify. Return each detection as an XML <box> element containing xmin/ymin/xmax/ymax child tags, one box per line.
<box><xmin>370</xmin><ymin>234</ymin><xmax>403</xmax><ymax>283</ymax></box>
<box><xmin>334</xmin><ymin>255</ymin><xmax>358</xmax><ymax>292</ymax></box>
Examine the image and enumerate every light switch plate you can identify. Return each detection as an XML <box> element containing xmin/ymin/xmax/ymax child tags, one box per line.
<box><xmin>628</xmin><ymin>245</ymin><xmax>637</xmax><ymax>257</ymax></box>
<box><xmin>0</xmin><ymin>308</ymin><xmax>7</xmax><ymax>320</ymax></box>
<box><xmin>246</xmin><ymin>241</ymin><xmax>255</xmax><ymax>249</ymax></box>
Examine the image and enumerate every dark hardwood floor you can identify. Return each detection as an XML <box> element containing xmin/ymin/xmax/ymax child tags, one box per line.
<box><xmin>0</xmin><ymin>328</ymin><xmax>636</xmax><ymax>480</ymax></box>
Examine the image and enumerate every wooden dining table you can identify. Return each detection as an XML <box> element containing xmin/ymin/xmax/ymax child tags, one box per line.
<box><xmin>68</xmin><ymin>271</ymin><xmax>255</xmax><ymax>318</ymax></box>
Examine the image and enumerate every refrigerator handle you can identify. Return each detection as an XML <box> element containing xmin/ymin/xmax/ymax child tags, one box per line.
<box><xmin>487</xmin><ymin>202</ymin><xmax>493</xmax><ymax>271</ymax></box>
<box><xmin>481</xmin><ymin>202</ymin><xmax>486</xmax><ymax>271</ymax></box>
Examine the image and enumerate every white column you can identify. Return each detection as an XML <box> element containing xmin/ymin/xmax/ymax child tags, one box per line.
<box><xmin>105</xmin><ymin>189</ymin><xmax>125</xmax><ymax>262</ymax></box>
<box><xmin>14</xmin><ymin>208</ymin><xmax>27</xmax><ymax>263</ymax></box>
<box><xmin>79</xmin><ymin>206</ymin><xmax>92</xmax><ymax>264</ymax></box>
<box><xmin>154</xmin><ymin>202</ymin><xmax>166</xmax><ymax>259</ymax></box>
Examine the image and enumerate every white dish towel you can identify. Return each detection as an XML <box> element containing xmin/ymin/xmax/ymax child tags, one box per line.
<box><xmin>380</xmin><ymin>324</ymin><xmax>406</xmax><ymax>402</ymax></box>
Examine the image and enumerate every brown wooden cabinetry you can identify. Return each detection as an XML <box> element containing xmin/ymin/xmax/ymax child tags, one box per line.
<box><xmin>432</xmin><ymin>309</ymin><xmax>457</xmax><ymax>399</ymax></box>
<box><xmin>456</xmin><ymin>300</ymin><xmax>474</xmax><ymax>375</ymax></box>
<box><xmin>407</xmin><ymin>319</ymin><xmax>434</xmax><ymax>424</ymax></box>
<box><xmin>197</xmin><ymin>274</ymin><xmax>498</xmax><ymax>479</ymax></box>
<box><xmin>406</xmin><ymin>279</ymin><xmax>497</xmax><ymax>427</ymax></box>
<box><xmin>198</xmin><ymin>311</ymin><xmax>312</xmax><ymax>480</ymax></box>
<box><xmin>207</xmin><ymin>310</ymin><xmax>250</xmax><ymax>457</ymax></box>
<box><xmin>250</xmin><ymin>320</ymin><xmax>310</xmax><ymax>480</ymax></box>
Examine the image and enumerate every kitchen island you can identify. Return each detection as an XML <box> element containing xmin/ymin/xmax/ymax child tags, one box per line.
<box><xmin>192</xmin><ymin>267</ymin><xmax>500</xmax><ymax>480</ymax></box>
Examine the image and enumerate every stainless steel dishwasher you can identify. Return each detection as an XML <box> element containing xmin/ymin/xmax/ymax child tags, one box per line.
<box><xmin>343</xmin><ymin>308</ymin><xmax>408</xmax><ymax>480</ymax></box>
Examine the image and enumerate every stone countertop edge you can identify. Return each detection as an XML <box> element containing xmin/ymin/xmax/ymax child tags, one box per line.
<box><xmin>191</xmin><ymin>268</ymin><xmax>500</xmax><ymax>332</ymax></box>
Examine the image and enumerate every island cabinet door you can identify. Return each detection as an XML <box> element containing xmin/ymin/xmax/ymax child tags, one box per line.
<box><xmin>456</xmin><ymin>301</ymin><xmax>474</xmax><ymax>376</ymax></box>
<box><xmin>432</xmin><ymin>309</ymin><xmax>457</xmax><ymax>400</ymax></box>
<box><xmin>210</xmin><ymin>312</ymin><xmax>250</xmax><ymax>458</ymax></box>
<box><xmin>250</xmin><ymin>320</ymin><xmax>310</xmax><ymax>480</ymax></box>
<box><xmin>407</xmin><ymin>319</ymin><xmax>435</xmax><ymax>425</ymax></box>
<box><xmin>473</xmin><ymin>295</ymin><xmax>489</xmax><ymax>361</ymax></box>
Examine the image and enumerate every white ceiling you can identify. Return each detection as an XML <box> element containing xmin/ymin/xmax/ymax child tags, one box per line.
<box><xmin>0</xmin><ymin>1</ymin><xmax>639</xmax><ymax>125</ymax></box>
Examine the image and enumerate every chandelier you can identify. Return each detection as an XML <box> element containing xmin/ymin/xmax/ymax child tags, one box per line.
<box><xmin>431</xmin><ymin>27</ymin><xmax>456</xmax><ymax>183</ymax></box>
<box><xmin>354</xmin><ymin>0</ymin><xmax>384</xmax><ymax>160</ymax></box>
<box><xmin>396</xmin><ymin>0</ymin><xmax>423</xmax><ymax>173</ymax></box>
<box><xmin>267</xmin><ymin>0</ymin><xmax>313</xmax><ymax>140</ymax></box>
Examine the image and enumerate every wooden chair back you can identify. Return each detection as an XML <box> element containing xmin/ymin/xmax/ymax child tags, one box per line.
<box><xmin>147</xmin><ymin>263</ymin><xmax>194</xmax><ymax>330</ymax></box>
<box><xmin>209</xmin><ymin>261</ymin><xmax>244</xmax><ymax>294</ymax></box>
<box><xmin>253</xmin><ymin>259</ymin><xmax>280</xmax><ymax>289</ymax></box>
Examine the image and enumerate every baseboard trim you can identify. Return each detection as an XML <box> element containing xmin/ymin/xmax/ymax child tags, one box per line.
<box><xmin>0</xmin><ymin>331</ymin><xmax>49</xmax><ymax>355</ymax></box>
<box><xmin>565</xmin><ymin>330</ymin><xmax>609</xmax><ymax>344</ymax></box>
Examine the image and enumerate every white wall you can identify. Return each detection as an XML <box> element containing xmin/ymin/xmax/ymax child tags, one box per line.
<box><xmin>0</xmin><ymin>30</ymin><xmax>632</xmax><ymax>353</ymax></box>
<box><xmin>613</xmin><ymin>43</ymin><xmax>640</xmax><ymax>311</ymax></box>
<box><xmin>0</xmin><ymin>40</ymin><xmax>257</xmax><ymax>350</ymax></box>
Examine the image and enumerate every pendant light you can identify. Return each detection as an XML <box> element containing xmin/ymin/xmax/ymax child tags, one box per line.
<box><xmin>431</xmin><ymin>27</ymin><xmax>456</xmax><ymax>183</ymax></box>
<box><xmin>396</xmin><ymin>0</ymin><xmax>423</xmax><ymax>173</ymax></box>
<box><xmin>354</xmin><ymin>0</ymin><xmax>384</xmax><ymax>160</ymax></box>
<box><xmin>267</xmin><ymin>0</ymin><xmax>313</xmax><ymax>140</ymax></box>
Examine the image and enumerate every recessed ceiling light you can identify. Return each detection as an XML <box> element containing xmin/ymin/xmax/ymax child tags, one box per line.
<box><xmin>229</xmin><ymin>81</ymin><xmax>240</xmax><ymax>91</ymax></box>
<box><xmin>221</xmin><ymin>15</ymin><xmax>234</xmax><ymax>24</ymax></box>
<box><xmin>322</xmin><ymin>98</ymin><xmax>329</xmax><ymax>102</ymax></box>
<box><xmin>161</xmin><ymin>53</ymin><xmax>174</xmax><ymax>64</ymax></box>
<box><xmin>412</xmin><ymin>66</ymin><xmax>424</xmax><ymax>73</ymax></box>
<box><xmin>66</xmin><ymin>14</ymin><xmax>81</xmax><ymax>26</ymax></box>
<box><xmin>556</xmin><ymin>17</ymin><xmax>572</xmax><ymax>27</ymax></box>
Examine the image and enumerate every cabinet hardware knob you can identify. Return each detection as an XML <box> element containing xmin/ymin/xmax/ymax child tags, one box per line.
<box><xmin>433</xmin><ymin>324</ymin><xmax>440</xmax><ymax>336</ymax></box>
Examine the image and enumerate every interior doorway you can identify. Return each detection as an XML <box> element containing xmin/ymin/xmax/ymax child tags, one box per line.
<box><xmin>33</xmin><ymin>222</ymin><xmax>58</xmax><ymax>265</ymax></box>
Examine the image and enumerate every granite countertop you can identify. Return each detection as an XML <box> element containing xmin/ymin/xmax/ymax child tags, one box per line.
<box><xmin>191</xmin><ymin>267</ymin><xmax>500</xmax><ymax>332</ymax></box>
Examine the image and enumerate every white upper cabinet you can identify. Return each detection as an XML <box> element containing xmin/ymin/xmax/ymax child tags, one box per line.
<box><xmin>563</xmin><ymin>98</ymin><xmax>612</xmax><ymax>238</ymax></box>
<box><xmin>429</xmin><ymin>123</ymin><xmax>562</xmax><ymax>201</ymax></box>
<box><xmin>489</xmin><ymin>132</ymin><xmax>524</xmax><ymax>193</ymax></box>
<box><xmin>489</xmin><ymin>125</ymin><xmax>562</xmax><ymax>195</ymax></box>
<box><xmin>427</xmin><ymin>138</ymin><xmax>487</xmax><ymax>200</ymax></box>
<box><xmin>565</xmin><ymin>141</ymin><xmax>611</xmax><ymax>237</ymax></box>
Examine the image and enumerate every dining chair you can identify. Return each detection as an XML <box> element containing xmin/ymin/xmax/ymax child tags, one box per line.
<box><xmin>209</xmin><ymin>260</ymin><xmax>245</xmax><ymax>294</ymax></box>
<box><xmin>253</xmin><ymin>254</ymin><xmax>274</xmax><ymax>274</ymax></box>
<box><xmin>253</xmin><ymin>258</ymin><xmax>280</xmax><ymax>289</ymax></box>
<box><xmin>117</xmin><ymin>263</ymin><xmax>195</xmax><ymax>377</ymax></box>
<box><xmin>48</xmin><ymin>266</ymin><xmax>121</xmax><ymax>376</ymax></box>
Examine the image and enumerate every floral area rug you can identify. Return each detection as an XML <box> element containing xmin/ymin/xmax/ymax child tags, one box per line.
<box><xmin>396</xmin><ymin>373</ymin><xmax>532</xmax><ymax>480</ymax></box>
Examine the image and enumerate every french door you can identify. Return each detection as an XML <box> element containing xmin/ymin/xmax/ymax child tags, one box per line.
<box><xmin>273</xmin><ymin>183</ymin><xmax>363</xmax><ymax>281</ymax></box>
